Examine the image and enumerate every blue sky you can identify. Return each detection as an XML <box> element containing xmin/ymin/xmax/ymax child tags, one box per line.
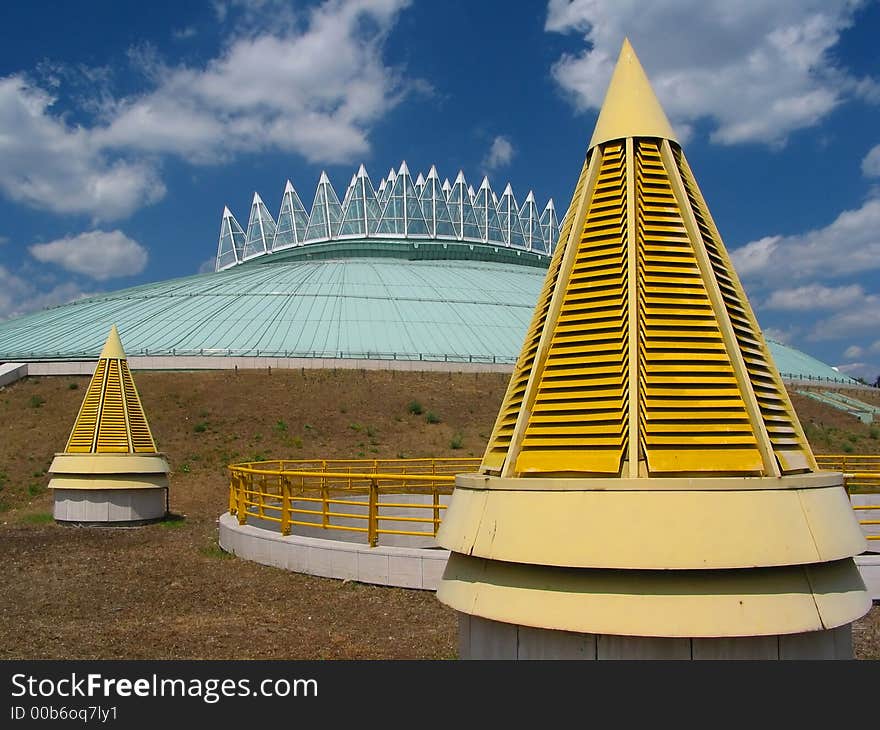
<box><xmin>1</xmin><ymin>0</ymin><xmax>879</xmax><ymax>380</ymax></box>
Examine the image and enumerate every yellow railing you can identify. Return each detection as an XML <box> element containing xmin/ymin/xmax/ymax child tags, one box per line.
<box><xmin>228</xmin><ymin>458</ymin><xmax>480</xmax><ymax>547</ymax></box>
<box><xmin>815</xmin><ymin>454</ymin><xmax>880</xmax><ymax>541</ymax></box>
<box><xmin>815</xmin><ymin>454</ymin><xmax>880</xmax><ymax>491</ymax></box>
<box><xmin>228</xmin><ymin>456</ymin><xmax>880</xmax><ymax>545</ymax></box>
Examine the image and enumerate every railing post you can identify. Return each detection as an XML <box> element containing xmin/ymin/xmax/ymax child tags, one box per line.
<box><xmin>433</xmin><ymin>483</ymin><xmax>441</xmax><ymax>537</ymax></box>
<box><xmin>368</xmin><ymin>478</ymin><xmax>379</xmax><ymax>547</ymax></box>
<box><xmin>237</xmin><ymin>474</ymin><xmax>248</xmax><ymax>526</ymax></box>
<box><xmin>281</xmin><ymin>478</ymin><xmax>291</xmax><ymax>536</ymax></box>
<box><xmin>228</xmin><ymin>470</ymin><xmax>236</xmax><ymax>516</ymax></box>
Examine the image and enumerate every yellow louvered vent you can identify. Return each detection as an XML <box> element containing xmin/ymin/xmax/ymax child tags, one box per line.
<box><xmin>672</xmin><ymin>149</ymin><xmax>815</xmax><ymax>474</ymax></box>
<box><xmin>120</xmin><ymin>360</ymin><xmax>157</xmax><ymax>452</ymax></box>
<box><xmin>481</xmin><ymin>134</ymin><xmax>819</xmax><ymax>478</ymax></box>
<box><xmin>636</xmin><ymin>140</ymin><xmax>762</xmax><ymax>474</ymax></box>
<box><xmin>516</xmin><ymin>142</ymin><xmax>630</xmax><ymax>475</ymax></box>
<box><xmin>62</xmin><ymin>326</ymin><xmax>159</xmax><ymax>456</ymax></box>
<box><xmin>97</xmin><ymin>359</ymin><xmax>131</xmax><ymax>452</ymax></box>
<box><xmin>66</xmin><ymin>359</ymin><xmax>107</xmax><ymax>453</ymax></box>
<box><xmin>481</xmin><ymin>153</ymin><xmax>592</xmax><ymax>473</ymax></box>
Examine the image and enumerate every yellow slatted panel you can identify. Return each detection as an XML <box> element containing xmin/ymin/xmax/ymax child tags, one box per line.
<box><xmin>96</xmin><ymin>359</ymin><xmax>131</xmax><ymax>453</ymax></box>
<box><xmin>516</xmin><ymin>142</ymin><xmax>628</xmax><ymax>475</ymax></box>
<box><xmin>480</xmin><ymin>153</ymin><xmax>592</xmax><ymax>473</ymax></box>
<box><xmin>673</xmin><ymin>146</ymin><xmax>814</xmax><ymax>474</ymax></box>
<box><xmin>65</xmin><ymin>359</ymin><xmax>107</xmax><ymax>453</ymax></box>
<box><xmin>636</xmin><ymin>140</ymin><xmax>763</xmax><ymax>474</ymax></box>
<box><xmin>120</xmin><ymin>360</ymin><xmax>157</xmax><ymax>453</ymax></box>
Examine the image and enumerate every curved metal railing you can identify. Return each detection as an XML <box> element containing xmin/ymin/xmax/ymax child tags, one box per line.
<box><xmin>229</xmin><ymin>455</ymin><xmax>879</xmax><ymax>545</ymax></box>
<box><xmin>228</xmin><ymin>458</ymin><xmax>480</xmax><ymax>546</ymax></box>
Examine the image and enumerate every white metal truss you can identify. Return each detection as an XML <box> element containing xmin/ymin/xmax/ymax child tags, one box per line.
<box><xmin>215</xmin><ymin>162</ymin><xmax>561</xmax><ymax>270</ymax></box>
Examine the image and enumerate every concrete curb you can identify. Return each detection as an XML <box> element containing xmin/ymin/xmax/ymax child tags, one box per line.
<box><xmin>218</xmin><ymin>512</ymin><xmax>448</xmax><ymax>590</ymax></box>
<box><xmin>0</xmin><ymin>362</ymin><xmax>27</xmax><ymax>387</ymax></box>
<box><xmin>855</xmin><ymin>554</ymin><xmax>880</xmax><ymax>601</ymax></box>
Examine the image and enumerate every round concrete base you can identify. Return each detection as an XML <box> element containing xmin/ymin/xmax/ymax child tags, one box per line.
<box><xmin>53</xmin><ymin>487</ymin><xmax>167</xmax><ymax>525</ymax></box>
<box><xmin>456</xmin><ymin>613</ymin><xmax>854</xmax><ymax>659</ymax></box>
<box><xmin>218</xmin><ymin>512</ymin><xmax>448</xmax><ymax>589</ymax></box>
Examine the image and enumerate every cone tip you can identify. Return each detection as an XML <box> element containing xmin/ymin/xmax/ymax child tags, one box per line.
<box><xmin>588</xmin><ymin>38</ymin><xmax>677</xmax><ymax>150</ymax></box>
<box><xmin>99</xmin><ymin>325</ymin><xmax>126</xmax><ymax>360</ymax></box>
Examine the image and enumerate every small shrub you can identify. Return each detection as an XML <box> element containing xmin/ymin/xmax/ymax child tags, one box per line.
<box><xmin>200</xmin><ymin>541</ymin><xmax>232</xmax><ymax>560</ymax></box>
<box><xmin>842</xmin><ymin>442</ymin><xmax>854</xmax><ymax>453</ymax></box>
<box><xmin>292</xmin><ymin>436</ymin><xmax>303</xmax><ymax>449</ymax></box>
<box><xmin>68</xmin><ymin>382</ymin><xmax>78</xmax><ymax>390</ymax></box>
<box><xmin>366</xmin><ymin>426</ymin><xmax>377</xmax><ymax>438</ymax></box>
<box><xmin>159</xmin><ymin>514</ymin><xmax>186</xmax><ymax>529</ymax></box>
<box><xmin>425</xmin><ymin>411</ymin><xmax>441</xmax><ymax>424</ymax></box>
<box><xmin>870</xmin><ymin>427</ymin><xmax>879</xmax><ymax>440</ymax></box>
<box><xmin>275</xmin><ymin>420</ymin><xmax>288</xmax><ymax>432</ymax></box>
<box><xmin>179</xmin><ymin>463</ymin><xmax>191</xmax><ymax>473</ymax></box>
<box><xmin>29</xmin><ymin>395</ymin><xmax>45</xmax><ymax>408</ymax></box>
<box><xmin>20</xmin><ymin>512</ymin><xmax>53</xmax><ymax>525</ymax></box>
<box><xmin>194</xmin><ymin>422</ymin><xmax>208</xmax><ymax>433</ymax></box>
<box><xmin>450</xmin><ymin>432</ymin><xmax>464</xmax><ymax>450</ymax></box>
<box><xmin>349</xmin><ymin>423</ymin><xmax>362</xmax><ymax>432</ymax></box>
<box><xmin>407</xmin><ymin>400</ymin><xmax>423</xmax><ymax>415</ymax></box>
<box><xmin>303</xmin><ymin>423</ymin><xmax>313</xmax><ymax>431</ymax></box>
<box><xmin>28</xmin><ymin>483</ymin><xmax>44</xmax><ymax>496</ymax></box>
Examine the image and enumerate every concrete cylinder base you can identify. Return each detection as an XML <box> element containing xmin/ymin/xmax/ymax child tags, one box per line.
<box><xmin>53</xmin><ymin>487</ymin><xmax>167</xmax><ymax>525</ymax></box>
<box><xmin>457</xmin><ymin>613</ymin><xmax>854</xmax><ymax>660</ymax></box>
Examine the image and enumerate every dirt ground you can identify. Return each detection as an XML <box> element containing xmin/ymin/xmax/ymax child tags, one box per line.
<box><xmin>0</xmin><ymin>369</ymin><xmax>877</xmax><ymax>659</ymax></box>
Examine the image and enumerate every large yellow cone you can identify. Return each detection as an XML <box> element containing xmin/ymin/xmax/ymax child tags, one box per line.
<box><xmin>437</xmin><ymin>39</ymin><xmax>869</xmax><ymax>648</ymax></box>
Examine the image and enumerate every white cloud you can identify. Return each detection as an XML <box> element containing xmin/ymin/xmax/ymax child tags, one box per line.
<box><xmin>762</xmin><ymin>326</ymin><xmax>799</xmax><ymax>345</ymax></box>
<box><xmin>29</xmin><ymin>230</ymin><xmax>148</xmax><ymax>280</ymax></box>
<box><xmin>198</xmin><ymin>257</ymin><xmax>216</xmax><ymax>274</ymax></box>
<box><xmin>0</xmin><ymin>0</ymin><xmax>411</xmax><ymax>221</ymax></box>
<box><xmin>545</xmin><ymin>0</ymin><xmax>874</xmax><ymax>146</ymax></box>
<box><xmin>834</xmin><ymin>361</ymin><xmax>879</xmax><ymax>383</ymax></box>
<box><xmin>172</xmin><ymin>27</ymin><xmax>197</xmax><ymax>40</ymax></box>
<box><xmin>95</xmin><ymin>0</ymin><xmax>412</xmax><ymax>165</ymax></box>
<box><xmin>732</xmin><ymin>197</ymin><xmax>880</xmax><ymax>286</ymax></box>
<box><xmin>862</xmin><ymin>143</ymin><xmax>880</xmax><ymax>177</ymax></box>
<box><xmin>482</xmin><ymin>136</ymin><xmax>515</xmax><ymax>172</ymax></box>
<box><xmin>764</xmin><ymin>283</ymin><xmax>866</xmax><ymax>311</ymax></box>
<box><xmin>0</xmin><ymin>265</ymin><xmax>94</xmax><ymax>321</ymax></box>
<box><xmin>844</xmin><ymin>344</ymin><xmax>864</xmax><ymax>359</ymax></box>
<box><xmin>808</xmin><ymin>294</ymin><xmax>880</xmax><ymax>341</ymax></box>
<box><xmin>0</xmin><ymin>76</ymin><xmax>166</xmax><ymax>221</ymax></box>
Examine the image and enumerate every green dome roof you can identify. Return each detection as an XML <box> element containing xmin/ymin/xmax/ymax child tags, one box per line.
<box><xmin>0</xmin><ymin>244</ymin><xmax>547</xmax><ymax>363</ymax></box>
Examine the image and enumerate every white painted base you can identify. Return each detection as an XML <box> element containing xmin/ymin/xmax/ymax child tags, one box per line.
<box><xmin>457</xmin><ymin>613</ymin><xmax>855</xmax><ymax>660</ymax></box>
<box><xmin>218</xmin><ymin>512</ymin><xmax>449</xmax><ymax>589</ymax></box>
<box><xmin>54</xmin><ymin>488</ymin><xmax>167</xmax><ymax>524</ymax></box>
